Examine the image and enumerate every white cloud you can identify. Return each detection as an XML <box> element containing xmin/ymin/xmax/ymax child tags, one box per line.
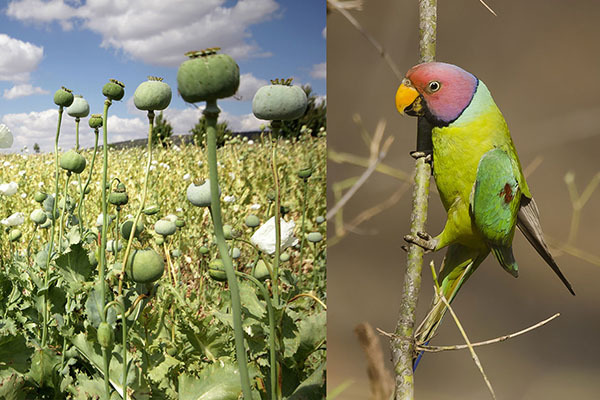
<box><xmin>1</xmin><ymin>109</ymin><xmax>146</xmax><ymax>151</ymax></box>
<box><xmin>0</xmin><ymin>34</ymin><xmax>44</xmax><ymax>82</ymax></box>
<box><xmin>7</xmin><ymin>0</ymin><xmax>279</xmax><ymax>66</ymax></box>
<box><xmin>236</xmin><ymin>73</ymin><xmax>269</xmax><ymax>101</ymax></box>
<box><xmin>3</xmin><ymin>83</ymin><xmax>49</xmax><ymax>99</ymax></box>
<box><xmin>310</xmin><ymin>62</ymin><xmax>326</xmax><ymax>80</ymax></box>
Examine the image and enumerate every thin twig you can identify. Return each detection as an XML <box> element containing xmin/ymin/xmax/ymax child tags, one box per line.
<box><xmin>416</xmin><ymin>313</ymin><xmax>560</xmax><ymax>352</ymax></box>
<box><xmin>327</xmin><ymin>0</ymin><xmax>403</xmax><ymax>81</ymax></box>
<box><xmin>478</xmin><ymin>0</ymin><xmax>497</xmax><ymax>16</ymax></box>
<box><xmin>438</xmin><ymin>295</ymin><xmax>497</xmax><ymax>400</ymax></box>
<box><xmin>328</xmin><ymin>150</ymin><xmax>410</xmax><ymax>182</ymax></box>
<box><xmin>547</xmin><ymin>235</ymin><xmax>600</xmax><ymax>266</ymax></box>
<box><xmin>330</xmin><ymin>182</ymin><xmax>410</xmax><ymax>246</ymax></box>
<box><xmin>326</xmin><ymin>120</ymin><xmax>394</xmax><ymax>220</ymax></box>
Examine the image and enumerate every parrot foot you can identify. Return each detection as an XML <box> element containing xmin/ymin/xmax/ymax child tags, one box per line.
<box><xmin>410</xmin><ymin>150</ymin><xmax>432</xmax><ymax>163</ymax></box>
<box><xmin>404</xmin><ymin>231</ymin><xmax>437</xmax><ymax>252</ymax></box>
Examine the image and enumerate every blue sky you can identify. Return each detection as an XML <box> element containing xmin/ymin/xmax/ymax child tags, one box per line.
<box><xmin>0</xmin><ymin>0</ymin><xmax>326</xmax><ymax>152</ymax></box>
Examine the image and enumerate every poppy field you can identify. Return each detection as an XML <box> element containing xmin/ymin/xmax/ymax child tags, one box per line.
<box><xmin>0</xmin><ymin>50</ymin><xmax>326</xmax><ymax>399</ymax></box>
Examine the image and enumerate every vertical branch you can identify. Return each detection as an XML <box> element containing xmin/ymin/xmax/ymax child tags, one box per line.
<box><xmin>391</xmin><ymin>1</ymin><xmax>436</xmax><ymax>399</ymax></box>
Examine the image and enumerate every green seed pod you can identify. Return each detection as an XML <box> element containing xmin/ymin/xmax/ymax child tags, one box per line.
<box><xmin>134</xmin><ymin>76</ymin><xmax>172</xmax><ymax>111</ymax></box>
<box><xmin>142</xmin><ymin>204</ymin><xmax>160</xmax><ymax>215</ymax></box>
<box><xmin>231</xmin><ymin>247</ymin><xmax>241</xmax><ymax>259</ymax></box>
<box><xmin>307</xmin><ymin>232</ymin><xmax>323</xmax><ymax>243</ymax></box>
<box><xmin>30</xmin><ymin>209</ymin><xmax>47</xmax><ymax>225</ymax></box>
<box><xmin>88</xmin><ymin>114</ymin><xmax>103</xmax><ymax>129</ymax></box>
<box><xmin>223</xmin><ymin>224</ymin><xmax>234</xmax><ymax>240</ymax></box>
<box><xmin>280</xmin><ymin>252</ymin><xmax>290</xmax><ymax>262</ymax></box>
<box><xmin>155</xmin><ymin>236</ymin><xmax>164</xmax><ymax>245</ymax></box>
<box><xmin>244</xmin><ymin>214</ymin><xmax>260</xmax><ymax>228</ymax></box>
<box><xmin>34</xmin><ymin>191</ymin><xmax>47</xmax><ymax>203</ymax></box>
<box><xmin>316</xmin><ymin>216</ymin><xmax>325</xmax><ymax>224</ymax></box>
<box><xmin>175</xmin><ymin>219</ymin><xmax>185</xmax><ymax>228</ymax></box>
<box><xmin>54</xmin><ymin>86</ymin><xmax>74</xmax><ymax>107</ymax></box>
<box><xmin>66</xmin><ymin>95</ymin><xmax>90</xmax><ymax>118</ymax></box>
<box><xmin>187</xmin><ymin>179</ymin><xmax>218</xmax><ymax>207</ymax></box>
<box><xmin>39</xmin><ymin>218</ymin><xmax>51</xmax><ymax>229</ymax></box>
<box><xmin>60</xmin><ymin>150</ymin><xmax>86</xmax><ymax>174</ymax></box>
<box><xmin>177</xmin><ymin>48</ymin><xmax>240</xmax><ymax>103</ymax></box>
<box><xmin>97</xmin><ymin>322</ymin><xmax>114</xmax><ymax>349</ymax></box>
<box><xmin>102</xmin><ymin>79</ymin><xmax>125</xmax><ymax>101</ymax></box>
<box><xmin>9</xmin><ymin>229</ymin><xmax>21</xmax><ymax>242</ymax></box>
<box><xmin>253</xmin><ymin>259</ymin><xmax>271</xmax><ymax>281</ymax></box>
<box><xmin>126</xmin><ymin>248</ymin><xmax>165</xmax><ymax>283</ymax></box>
<box><xmin>208</xmin><ymin>259</ymin><xmax>227</xmax><ymax>282</ymax></box>
<box><xmin>297</xmin><ymin>166</ymin><xmax>313</xmax><ymax>179</ymax></box>
<box><xmin>199</xmin><ymin>245</ymin><xmax>210</xmax><ymax>255</ymax></box>
<box><xmin>252</xmin><ymin>80</ymin><xmax>308</xmax><ymax>121</ymax></box>
<box><xmin>120</xmin><ymin>219</ymin><xmax>144</xmax><ymax>240</ymax></box>
<box><xmin>155</xmin><ymin>219</ymin><xmax>177</xmax><ymax>236</ymax></box>
<box><xmin>266</xmin><ymin>189</ymin><xmax>276</xmax><ymax>202</ymax></box>
<box><xmin>108</xmin><ymin>189</ymin><xmax>128</xmax><ymax>206</ymax></box>
<box><xmin>78</xmin><ymin>185</ymin><xmax>91</xmax><ymax>195</ymax></box>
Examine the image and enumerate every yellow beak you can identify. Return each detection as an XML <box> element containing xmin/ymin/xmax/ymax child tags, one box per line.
<box><xmin>395</xmin><ymin>82</ymin><xmax>419</xmax><ymax>115</ymax></box>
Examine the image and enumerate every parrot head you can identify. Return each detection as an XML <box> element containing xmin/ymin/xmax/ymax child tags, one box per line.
<box><xmin>396</xmin><ymin>62</ymin><xmax>478</xmax><ymax>126</ymax></box>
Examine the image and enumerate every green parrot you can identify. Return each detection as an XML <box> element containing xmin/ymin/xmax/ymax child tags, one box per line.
<box><xmin>395</xmin><ymin>62</ymin><xmax>575</xmax><ymax>360</ymax></box>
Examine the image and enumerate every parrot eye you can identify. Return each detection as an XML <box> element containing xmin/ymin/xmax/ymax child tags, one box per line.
<box><xmin>427</xmin><ymin>81</ymin><xmax>441</xmax><ymax>92</ymax></box>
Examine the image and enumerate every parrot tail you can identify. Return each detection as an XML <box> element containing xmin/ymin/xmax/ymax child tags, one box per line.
<box><xmin>413</xmin><ymin>243</ymin><xmax>489</xmax><ymax>370</ymax></box>
<box><xmin>490</xmin><ymin>245</ymin><xmax>519</xmax><ymax>278</ymax></box>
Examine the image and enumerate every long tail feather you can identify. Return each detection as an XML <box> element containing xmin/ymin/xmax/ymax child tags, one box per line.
<box><xmin>517</xmin><ymin>196</ymin><xmax>575</xmax><ymax>295</ymax></box>
<box><xmin>413</xmin><ymin>244</ymin><xmax>489</xmax><ymax>370</ymax></box>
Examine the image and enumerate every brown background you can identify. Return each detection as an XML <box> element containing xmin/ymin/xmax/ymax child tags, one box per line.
<box><xmin>327</xmin><ymin>1</ymin><xmax>600</xmax><ymax>398</ymax></box>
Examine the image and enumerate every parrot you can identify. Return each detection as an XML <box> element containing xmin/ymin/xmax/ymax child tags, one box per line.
<box><xmin>394</xmin><ymin>62</ymin><xmax>575</xmax><ymax>367</ymax></box>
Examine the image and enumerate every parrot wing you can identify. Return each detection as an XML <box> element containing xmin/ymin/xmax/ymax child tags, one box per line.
<box><xmin>470</xmin><ymin>148</ymin><xmax>521</xmax><ymax>277</ymax></box>
<box><xmin>517</xmin><ymin>195</ymin><xmax>575</xmax><ymax>295</ymax></box>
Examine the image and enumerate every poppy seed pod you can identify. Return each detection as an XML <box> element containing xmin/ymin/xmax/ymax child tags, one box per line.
<box><xmin>88</xmin><ymin>114</ymin><xmax>103</xmax><ymax>129</ymax></box>
<box><xmin>126</xmin><ymin>248</ymin><xmax>164</xmax><ymax>283</ymax></box>
<box><xmin>60</xmin><ymin>150</ymin><xmax>86</xmax><ymax>174</ymax></box>
<box><xmin>54</xmin><ymin>87</ymin><xmax>74</xmax><ymax>108</ymax></box>
<box><xmin>155</xmin><ymin>219</ymin><xmax>177</xmax><ymax>237</ymax></box>
<box><xmin>252</xmin><ymin>79</ymin><xmax>307</xmax><ymax>121</ymax></box>
<box><xmin>187</xmin><ymin>179</ymin><xmax>219</xmax><ymax>207</ymax></box>
<box><xmin>66</xmin><ymin>95</ymin><xmax>90</xmax><ymax>118</ymax></box>
<box><xmin>134</xmin><ymin>76</ymin><xmax>172</xmax><ymax>111</ymax></box>
<box><xmin>102</xmin><ymin>79</ymin><xmax>125</xmax><ymax>101</ymax></box>
<box><xmin>177</xmin><ymin>48</ymin><xmax>240</xmax><ymax>103</ymax></box>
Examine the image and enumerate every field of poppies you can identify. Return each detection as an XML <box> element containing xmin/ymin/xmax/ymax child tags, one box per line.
<box><xmin>0</xmin><ymin>50</ymin><xmax>326</xmax><ymax>399</ymax></box>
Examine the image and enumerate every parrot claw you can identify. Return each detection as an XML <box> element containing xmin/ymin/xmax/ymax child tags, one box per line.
<box><xmin>410</xmin><ymin>150</ymin><xmax>432</xmax><ymax>163</ymax></box>
<box><xmin>404</xmin><ymin>232</ymin><xmax>437</xmax><ymax>252</ymax></box>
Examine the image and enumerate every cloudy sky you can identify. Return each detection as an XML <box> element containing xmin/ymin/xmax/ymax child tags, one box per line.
<box><xmin>0</xmin><ymin>0</ymin><xmax>326</xmax><ymax>152</ymax></box>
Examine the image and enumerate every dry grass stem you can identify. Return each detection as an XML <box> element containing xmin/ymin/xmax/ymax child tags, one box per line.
<box><xmin>355</xmin><ymin>322</ymin><xmax>395</xmax><ymax>400</ymax></box>
<box><xmin>438</xmin><ymin>294</ymin><xmax>497</xmax><ymax>400</ymax></box>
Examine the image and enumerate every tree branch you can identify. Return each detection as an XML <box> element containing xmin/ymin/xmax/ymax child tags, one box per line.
<box><xmin>390</xmin><ymin>1</ymin><xmax>436</xmax><ymax>398</ymax></box>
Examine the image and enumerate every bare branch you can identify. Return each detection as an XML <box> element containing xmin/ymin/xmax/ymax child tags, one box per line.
<box><xmin>478</xmin><ymin>0</ymin><xmax>498</xmax><ymax>16</ymax></box>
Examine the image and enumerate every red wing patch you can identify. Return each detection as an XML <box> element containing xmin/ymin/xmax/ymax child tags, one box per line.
<box><xmin>499</xmin><ymin>183</ymin><xmax>514</xmax><ymax>204</ymax></box>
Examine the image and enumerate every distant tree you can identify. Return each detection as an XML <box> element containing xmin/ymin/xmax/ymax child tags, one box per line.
<box><xmin>33</xmin><ymin>143</ymin><xmax>40</xmax><ymax>153</ymax></box>
<box><xmin>190</xmin><ymin>115</ymin><xmax>233</xmax><ymax>147</ymax></box>
<box><xmin>152</xmin><ymin>112</ymin><xmax>173</xmax><ymax>147</ymax></box>
<box><xmin>279</xmin><ymin>85</ymin><xmax>326</xmax><ymax>138</ymax></box>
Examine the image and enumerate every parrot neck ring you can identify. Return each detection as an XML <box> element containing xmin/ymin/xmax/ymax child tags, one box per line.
<box><xmin>404</xmin><ymin>96</ymin><xmax>424</xmax><ymax>117</ymax></box>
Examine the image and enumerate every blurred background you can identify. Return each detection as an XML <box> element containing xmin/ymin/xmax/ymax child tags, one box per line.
<box><xmin>327</xmin><ymin>1</ymin><xmax>600</xmax><ymax>398</ymax></box>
